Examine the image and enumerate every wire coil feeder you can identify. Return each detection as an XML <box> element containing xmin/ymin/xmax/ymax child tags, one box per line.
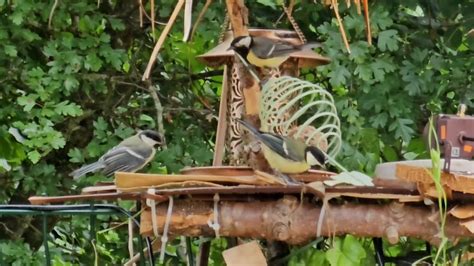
<box><xmin>260</xmin><ymin>76</ymin><xmax>342</xmax><ymax>158</ymax></box>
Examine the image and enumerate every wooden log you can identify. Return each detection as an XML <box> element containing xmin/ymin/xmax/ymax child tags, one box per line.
<box><xmin>140</xmin><ymin>196</ymin><xmax>472</xmax><ymax>245</ymax></box>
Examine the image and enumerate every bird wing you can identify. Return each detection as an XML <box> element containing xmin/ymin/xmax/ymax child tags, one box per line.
<box><xmin>258</xmin><ymin>132</ymin><xmax>303</xmax><ymax>162</ymax></box>
<box><xmin>281</xmin><ymin>137</ymin><xmax>306</xmax><ymax>161</ymax></box>
<box><xmin>252</xmin><ymin>37</ymin><xmax>301</xmax><ymax>59</ymax></box>
<box><xmin>99</xmin><ymin>145</ymin><xmax>153</xmax><ymax>176</ymax></box>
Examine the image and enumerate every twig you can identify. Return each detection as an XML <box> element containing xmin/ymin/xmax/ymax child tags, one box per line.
<box><xmin>146</xmin><ymin>82</ymin><xmax>167</xmax><ymax>148</ymax></box>
<box><xmin>138</xmin><ymin>0</ymin><xmax>143</xmax><ymax>27</ymax></box>
<box><xmin>142</xmin><ymin>0</ymin><xmax>186</xmax><ymax>81</ymax></box>
<box><xmin>362</xmin><ymin>0</ymin><xmax>372</xmax><ymax>45</ymax></box>
<box><xmin>288</xmin><ymin>0</ymin><xmax>296</xmax><ymax>14</ymax></box>
<box><xmin>0</xmin><ymin>222</ymin><xmax>16</xmax><ymax>239</ymax></box>
<box><xmin>183</xmin><ymin>0</ymin><xmax>194</xmax><ymax>42</ymax></box>
<box><xmin>331</xmin><ymin>0</ymin><xmax>351</xmax><ymax>53</ymax></box>
<box><xmin>138</xmin><ymin>0</ymin><xmax>167</xmax><ymax>26</ymax></box>
<box><xmin>213</xmin><ymin>65</ymin><xmax>229</xmax><ymax>165</ymax></box>
<box><xmin>190</xmin><ymin>0</ymin><xmax>213</xmax><ymax>42</ymax></box>
<box><xmin>355</xmin><ymin>0</ymin><xmax>362</xmax><ymax>15</ymax></box>
<box><xmin>151</xmin><ymin>0</ymin><xmax>156</xmax><ymax>40</ymax></box>
<box><xmin>48</xmin><ymin>0</ymin><xmax>59</xmax><ymax>29</ymax></box>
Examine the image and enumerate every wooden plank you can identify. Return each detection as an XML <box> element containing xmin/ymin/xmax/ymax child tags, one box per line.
<box><xmin>114</xmin><ymin>172</ymin><xmax>281</xmax><ymax>191</ymax></box>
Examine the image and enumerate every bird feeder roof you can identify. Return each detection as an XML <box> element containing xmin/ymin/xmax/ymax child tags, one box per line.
<box><xmin>197</xmin><ymin>29</ymin><xmax>331</xmax><ymax>68</ymax></box>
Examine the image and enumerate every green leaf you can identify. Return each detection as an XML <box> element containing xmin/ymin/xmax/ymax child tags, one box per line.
<box><xmin>354</xmin><ymin>64</ymin><xmax>372</xmax><ymax>81</ymax></box>
<box><xmin>377</xmin><ymin>30</ymin><xmax>399</xmax><ymax>51</ymax></box>
<box><xmin>389</xmin><ymin>118</ymin><xmax>415</xmax><ymax>142</ymax></box>
<box><xmin>68</xmin><ymin>148</ymin><xmax>84</xmax><ymax>163</ymax></box>
<box><xmin>17</xmin><ymin>94</ymin><xmax>37</xmax><ymax>112</ymax></box>
<box><xmin>324</xmin><ymin>171</ymin><xmax>374</xmax><ymax>186</ymax></box>
<box><xmin>10</xmin><ymin>11</ymin><xmax>23</xmax><ymax>25</ymax></box>
<box><xmin>84</xmin><ymin>53</ymin><xmax>103</xmax><ymax>72</ymax></box>
<box><xmin>54</xmin><ymin>101</ymin><xmax>83</xmax><ymax>117</ymax></box>
<box><xmin>382</xmin><ymin>146</ymin><xmax>398</xmax><ymax>161</ymax></box>
<box><xmin>256</xmin><ymin>0</ymin><xmax>278</xmax><ymax>9</ymax></box>
<box><xmin>326</xmin><ymin>236</ymin><xmax>366</xmax><ymax>266</ymax></box>
<box><xmin>4</xmin><ymin>45</ymin><xmax>17</xmax><ymax>57</ymax></box>
<box><xmin>28</xmin><ymin>150</ymin><xmax>41</xmax><ymax>164</ymax></box>
<box><xmin>0</xmin><ymin>158</ymin><xmax>11</xmax><ymax>171</ymax></box>
<box><xmin>370</xmin><ymin>113</ymin><xmax>388</xmax><ymax>128</ymax></box>
<box><xmin>370</xmin><ymin>58</ymin><xmax>396</xmax><ymax>82</ymax></box>
<box><xmin>108</xmin><ymin>17</ymin><xmax>126</xmax><ymax>31</ymax></box>
<box><xmin>64</xmin><ymin>76</ymin><xmax>80</xmax><ymax>91</ymax></box>
<box><xmin>342</xmin><ymin>235</ymin><xmax>366</xmax><ymax>262</ymax></box>
<box><xmin>327</xmin><ymin>64</ymin><xmax>351</xmax><ymax>86</ymax></box>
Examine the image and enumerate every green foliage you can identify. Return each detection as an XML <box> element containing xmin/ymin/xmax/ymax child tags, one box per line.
<box><xmin>0</xmin><ymin>240</ymin><xmax>43</xmax><ymax>265</ymax></box>
<box><xmin>0</xmin><ymin>0</ymin><xmax>472</xmax><ymax>264</ymax></box>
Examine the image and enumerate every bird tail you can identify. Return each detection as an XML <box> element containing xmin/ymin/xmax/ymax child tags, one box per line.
<box><xmin>236</xmin><ymin>119</ymin><xmax>264</xmax><ymax>139</ymax></box>
<box><xmin>300</xmin><ymin>42</ymin><xmax>322</xmax><ymax>50</ymax></box>
<box><xmin>70</xmin><ymin>161</ymin><xmax>104</xmax><ymax>180</ymax></box>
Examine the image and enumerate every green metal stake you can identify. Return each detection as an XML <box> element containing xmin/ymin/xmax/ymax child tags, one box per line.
<box><xmin>135</xmin><ymin>201</ymin><xmax>146</xmax><ymax>266</ymax></box>
<box><xmin>186</xmin><ymin>237</ymin><xmax>195</xmax><ymax>266</ymax></box>
<box><xmin>90</xmin><ymin>202</ymin><xmax>96</xmax><ymax>241</ymax></box>
<box><xmin>42</xmin><ymin>214</ymin><xmax>51</xmax><ymax>266</ymax></box>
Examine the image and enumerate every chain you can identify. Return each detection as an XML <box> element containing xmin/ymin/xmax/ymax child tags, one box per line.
<box><xmin>283</xmin><ymin>5</ymin><xmax>307</xmax><ymax>44</ymax></box>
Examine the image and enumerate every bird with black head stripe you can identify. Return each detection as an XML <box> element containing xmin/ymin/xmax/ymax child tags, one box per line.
<box><xmin>70</xmin><ymin>130</ymin><xmax>164</xmax><ymax>179</ymax></box>
<box><xmin>237</xmin><ymin>119</ymin><xmax>327</xmax><ymax>184</ymax></box>
<box><xmin>228</xmin><ymin>35</ymin><xmax>321</xmax><ymax>69</ymax></box>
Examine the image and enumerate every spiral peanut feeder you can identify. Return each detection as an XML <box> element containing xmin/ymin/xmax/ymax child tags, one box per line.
<box><xmin>260</xmin><ymin>76</ymin><xmax>342</xmax><ymax>157</ymax></box>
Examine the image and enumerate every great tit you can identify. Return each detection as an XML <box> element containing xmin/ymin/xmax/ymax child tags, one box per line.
<box><xmin>70</xmin><ymin>130</ymin><xmax>163</xmax><ymax>179</ymax></box>
<box><xmin>228</xmin><ymin>36</ymin><xmax>321</xmax><ymax>69</ymax></box>
<box><xmin>238</xmin><ymin>119</ymin><xmax>326</xmax><ymax>175</ymax></box>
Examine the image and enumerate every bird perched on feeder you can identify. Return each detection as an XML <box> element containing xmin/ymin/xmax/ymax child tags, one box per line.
<box><xmin>70</xmin><ymin>130</ymin><xmax>164</xmax><ymax>179</ymax></box>
<box><xmin>228</xmin><ymin>36</ymin><xmax>321</xmax><ymax>69</ymax></box>
<box><xmin>238</xmin><ymin>119</ymin><xmax>326</xmax><ymax>183</ymax></box>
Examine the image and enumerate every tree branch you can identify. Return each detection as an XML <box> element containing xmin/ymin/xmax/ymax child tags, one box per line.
<box><xmin>141</xmin><ymin>196</ymin><xmax>472</xmax><ymax>245</ymax></box>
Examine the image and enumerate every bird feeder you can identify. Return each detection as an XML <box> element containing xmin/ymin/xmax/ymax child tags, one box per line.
<box><xmin>197</xmin><ymin>28</ymin><xmax>331</xmax><ymax>166</ymax></box>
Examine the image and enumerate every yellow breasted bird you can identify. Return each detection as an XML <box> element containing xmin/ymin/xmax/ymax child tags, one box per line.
<box><xmin>228</xmin><ymin>36</ymin><xmax>321</xmax><ymax>69</ymax></box>
<box><xmin>238</xmin><ymin>119</ymin><xmax>326</xmax><ymax>178</ymax></box>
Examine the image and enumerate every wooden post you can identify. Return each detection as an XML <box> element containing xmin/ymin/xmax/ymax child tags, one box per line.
<box><xmin>225</xmin><ymin>0</ymin><xmax>261</xmax><ymax>122</ymax></box>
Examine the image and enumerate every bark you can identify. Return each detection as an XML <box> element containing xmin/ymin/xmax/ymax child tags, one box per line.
<box><xmin>141</xmin><ymin>196</ymin><xmax>472</xmax><ymax>245</ymax></box>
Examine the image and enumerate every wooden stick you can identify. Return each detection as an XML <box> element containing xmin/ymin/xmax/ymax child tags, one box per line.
<box><xmin>114</xmin><ymin>172</ymin><xmax>281</xmax><ymax>191</ymax></box>
<box><xmin>362</xmin><ymin>0</ymin><xmax>372</xmax><ymax>45</ymax></box>
<box><xmin>190</xmin><ymin>0</ymin><xmax>213</xmax><ymax>41</ymax></box>
<box><xmin>212</xmin><ymin>65</ymin><xmax>229</xmax><ymax>165</ymax></box>
<box><xmin>142</xmin><ymin>0</ymin><xmax>185</xmax><ymax>81</ymax></box>
<box><xmin>332</xmin><ymin>0</ymin><xmax>351</xmax><ymax>53</ymax></box>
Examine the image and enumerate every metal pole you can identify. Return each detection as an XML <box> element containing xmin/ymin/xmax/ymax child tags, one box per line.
<box><xmin>186</xmin><ymin>237</ymin><xmax>195</xmax><ymax>266</ymax></box>
<box><xmin>90</xmin><ymin>202</ymin><xmax>96</xmax><ymax>241</ymax></box>
<box><xmin>42</xmin><ymin>214</ymin><xmax>51</xmax><ymax>266</ymax></box>
<box><xmin>135</xmin><ymin>201</ymin><xmax>146</xmax><ymax>266</ymax></box>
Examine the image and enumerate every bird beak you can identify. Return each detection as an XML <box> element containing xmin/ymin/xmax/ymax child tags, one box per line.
<box><xmin>226</xmin><ymin>46</ymin><xmax>232</xmax><ymax>51</ymax></box>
